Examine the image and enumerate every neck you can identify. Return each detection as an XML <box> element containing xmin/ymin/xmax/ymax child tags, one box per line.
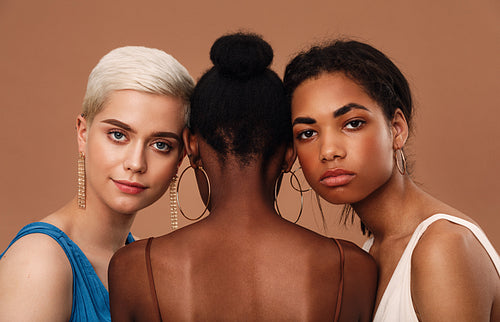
<box><xmin>66</xmin><ymin>196</ymin><xmax>136</xmax><ymax>253</ymax></box>
<box><xmin>203</xmin><ymin>160</ymin><xmax>279</xmax><ymax>224</ymax></box>
<box><xmin>352</xmin><ymin>172</ymin><xmax>428</xmax><ymax>241</ymax></box>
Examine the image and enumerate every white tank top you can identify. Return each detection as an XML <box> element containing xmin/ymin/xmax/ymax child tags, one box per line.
<box><xmin>363</xmin><ymin>214</ymin><xmax>500</xmax><ymax>322</ymax></box>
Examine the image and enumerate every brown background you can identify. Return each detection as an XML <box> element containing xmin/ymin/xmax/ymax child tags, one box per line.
<box><xmin>0</xmin><ymin>0</ymin><xmax>499</xmax><ymax>251</ymax></box>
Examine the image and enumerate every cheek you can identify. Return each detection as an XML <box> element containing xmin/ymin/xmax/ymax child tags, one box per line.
<box><xmin>295</xmin><ymin>145</ymin><xmax>320</xmax><ymax>187</ymax></box>
<box><xmin>86</xmin><ymin>137</ymin><xmax>119</xmax><ymax>176</ymax></box>
<box><xmin>357</xmin><ymin>131</ymin><xmax>394</xmax><ymax>181</ymax></box>
<box><xmin>149</xmin><ymin>157</ymin><xmax>179</xmax><ymax>189</ymax></box>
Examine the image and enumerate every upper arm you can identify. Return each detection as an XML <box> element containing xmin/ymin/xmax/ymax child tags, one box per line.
<box><xmin>340</xmin><ymin>240</ymin><xmax>378</xmax><ymax>322</ymax></box>
<box><xmin>411</xmin><ymin>222</ymin><xmax>497</xmax><ymax>321</ymax></box>
<box><xmin>0</xmin><ymin>233</ymin><xmax>73</xmax><ymax>321</ymax></box>
<box><xmin>109</xmin><ymin>240</ymin><xmax>157</xmax><ymax>322</ymax></box>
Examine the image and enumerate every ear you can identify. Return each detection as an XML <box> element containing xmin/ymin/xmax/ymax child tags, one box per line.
<box><xmin>283</xmin><ymin>144</ymin><xmax>297</xmax><ymax>173</ymax></box>
<box><xmin>391</xmin><ymin>109</ymin><xmax>409</xmax><ymax>150</ymax></box>
<box><xmin>182</xmin><ymin>128</ymin><xmax>200</xmax><ymax>167</ymax></box>
<box><xmin>177</xmin><ymin>148</ymin><xmax>186</xmax><ymax>168</ymax></box>
<box><xmin>76</xmin><ymin>114</ymin><xmax>88</xmax><ymax>153</ymax></box>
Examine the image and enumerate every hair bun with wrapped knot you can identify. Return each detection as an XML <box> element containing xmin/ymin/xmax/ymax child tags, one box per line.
<box><xmin>210</xmin><ymin>32</ymin><xmax>273</xmax><ymax>80</ymax></box>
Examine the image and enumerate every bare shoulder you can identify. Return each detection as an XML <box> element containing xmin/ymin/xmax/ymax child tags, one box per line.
<box><xmin>109</xmin><ymin>238</ymin><xmax>150</xmax><ymax>285</ymax></box>
<box><xmin>411</xmin><ymin>216</ymin><xmax>499</xmax><ymax>321</ymax></box>
<box><xmin>413</xmin><ymin>217</ymin><xmax>494</xmax><ymax>270</ymax></box>
<box><xmin>111</xmin><ymin>238</ymin><xmax>149</xmax><ymax>268</ymax></box>
<box><xmin>336</xmin><ymin>239</ymin><xmax>377</xmax><ymax>322</ymax></box>
<box><xmin>109</xmin><ymin>238</ymin><xmax>155</xmax><ymax>321</ymax></box>
<box><xmin>0</xmin><ymin>232</ymin><xmax>72</xmax><ymax>275</ymax></box>
<box><xmin>338</xmin><ymin>239</ymin><xmax>376</xmax><ymax>265</ymax></box>
<box><xmin>0</xmin><ymin>233</ymin><xmax>73</xmax><ymax>321</ymax></box>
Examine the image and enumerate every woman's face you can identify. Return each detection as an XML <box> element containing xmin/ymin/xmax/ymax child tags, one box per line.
<box><xmin>291</xmin><ymin>73</ymin><xmax>395</xmax><ymax>205</ymax></box>
<box><xmin>78</xmin><ymin>89</ymin><xmax>185</xmax><ymax>215</ymax></box>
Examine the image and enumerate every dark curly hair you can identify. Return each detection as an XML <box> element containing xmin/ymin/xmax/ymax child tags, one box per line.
<box><xmin>189</xmin><ymin>32</ymin><xmax>292</xmax><ymax>166</ymax></box>
<box><xmin>284</xmin><ymin>40</ymin><xmax>413</xmax><ymax>129</ymax></box>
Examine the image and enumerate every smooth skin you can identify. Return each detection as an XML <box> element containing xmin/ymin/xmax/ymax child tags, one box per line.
<box><xmin>109</xmin><ymin>128</ymin><xmax>377</xmax><ymax>321</ymax></box>
<box><xmin>291</xmin><ymin>73</ymin><xmax>499</xmax><ymax>321</ymax></box>
<box><xmin>0</xmin><ymin>90</ymin><xmax>185</xmax><ymax>321</ymax></box>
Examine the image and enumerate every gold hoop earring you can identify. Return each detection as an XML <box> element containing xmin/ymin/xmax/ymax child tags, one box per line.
<box><xmin>274</xmin><ymin>170</ymin><xmax>305</xmax><ymax>224</ymax></box>
<box><xmin>77</xmin><ymin>152</ymin><xmax>86</xmax><ymax>209</ymax></box>
<box><xmin>394</xmin><ymin>148</ymin><xmax>407</xmax><ymax>175</ymax></box>
<box><xmin>169</xmin><ymin>174</ymin><xmax>178</xmax><ymax>230</ymax></box>
<box><xmin>289</xmin><ymin>167</ymin><xmax>312</xmax><ymax>193</ymax></box>
<box><xmin>176</xmin><ymin>165</ymin><xmax>211</xmax><ymax>221</ymax></box>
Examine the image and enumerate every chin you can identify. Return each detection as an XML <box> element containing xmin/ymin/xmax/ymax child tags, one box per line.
<box><xmin>317</xmin><ymin>189</ymin><xmax>361</xmax><ymax>206</ymax></box>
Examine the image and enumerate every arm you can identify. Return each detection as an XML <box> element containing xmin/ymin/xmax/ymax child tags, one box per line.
<box><xmin>340</xmin><ymin>240</ymin><xmax>378</xmax><ymax>322</ymax></box>
<box><xmin>0</xmin><ymin>234</ymin><xmax>73</xmax><ymax>321</ymax></box>
<box><xmin>411</xmin><ymin>221</ymin><xmax>497</xmax><ymax>321</ymax></box>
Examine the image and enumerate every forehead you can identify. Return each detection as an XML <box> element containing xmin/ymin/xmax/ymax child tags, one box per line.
<box><xmin>94</xmin><ymin>90</ymin><xmax>185</xmax><ymax>129</ymax></box>
<box><xmin>291</xmin><ymin>73</ymin><xmax>381</xmax><ymax>116</ymax></box>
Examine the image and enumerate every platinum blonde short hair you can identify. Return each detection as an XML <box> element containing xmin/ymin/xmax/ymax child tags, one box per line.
<box><xmin>82</xmin><ymin>46</ymin><xmax>194</xmax><ymax>125</ymax></box>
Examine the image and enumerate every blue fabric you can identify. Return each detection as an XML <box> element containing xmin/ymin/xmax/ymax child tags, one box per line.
<box><xmin>0</xmin><ymin>222</ymin><xmax>135</xmax><ymax>322</ymax></box>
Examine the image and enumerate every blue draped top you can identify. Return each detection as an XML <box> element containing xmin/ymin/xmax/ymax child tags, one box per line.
<box><xmin>0</xmin><ymin>222</ymin><xmax>134</xmax><ymax>321</ymax></box>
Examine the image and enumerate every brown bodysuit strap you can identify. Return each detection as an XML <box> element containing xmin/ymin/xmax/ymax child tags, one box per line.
<box><xmin>145</xmin><ymin>237</ymin><xmax>162</xmax><ymax>321</ymax></box>
<box><xmin>332</xmin><ymin>238</ymin><xmax>345</xmax><ymax>322</ymax></box>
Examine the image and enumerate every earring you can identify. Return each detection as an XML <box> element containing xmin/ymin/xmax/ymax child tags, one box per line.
<box><xmin>289</xmin><ymin>167</ymin><xmax>312</xmax><ymax>193</ymax></box>
<box><xmin>169</xmin><ymin>174</ymin><xmax>178</xmax><ymax>230</ymax></box>
<box><xmin>176</xmin><ymin>165</ymin><xmax>211</xmax><ymax>221</ymax></box>
<box><xmin>274</xmin><ymin>169</ymin><xmax>306</xmax><ymax>224</ymax></box>
<box><xmin>77</xmin><ymin>152</ymin><xmax>86</xmax><ymax>209</ymax></box>
<box><xmin>394</xmin><ymin>148</ymin><xmax>407</xmax><ymax>175</ymax></box>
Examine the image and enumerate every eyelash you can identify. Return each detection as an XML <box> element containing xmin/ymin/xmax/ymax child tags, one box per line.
<box><xmin>108</xmin><ymin>130</ymin><xmax>127</xmax><ymax>143</ymax></box>
<box><xmin>296</xmin><ymin>129</ymin><xmax>317</xmax><ymax>141</ymax></box>
<box><xmin>108</xmin><ymin>129</ymin><xmax>173</xmax><ymax>153</ymax></box>
<box><xmin>344</xmin><ymin>119</ymin><xmax>366</xmax><ymax>130</ymax></box>
<box><xmin>151</xmin><ymin>140</ymin><xmax>173</xmax><ymax>153</ymax></box>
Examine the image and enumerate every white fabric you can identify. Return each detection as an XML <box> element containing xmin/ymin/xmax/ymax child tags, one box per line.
<box><xmin>363</xmin><ymin>214</ymin><xmax>500</xmax><ymax>322</ymax></box>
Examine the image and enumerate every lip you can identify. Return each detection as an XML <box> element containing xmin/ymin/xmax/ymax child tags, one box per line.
<box><xmin>319</xmin><ymin>169</ymin><xmax>355</xmax><ymax>187</ymax></box>
<box><xmin>112</xmin><ymin>179</ymin><xmax>148</xmax><ymax>195</ymax></box>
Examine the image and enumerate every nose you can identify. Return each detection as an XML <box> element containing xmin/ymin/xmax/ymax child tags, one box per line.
<box><xmin>123</xmin><ymin>143</ymin><xmax>147</xmax><ymax>173</ymax></box>
<box><xmin>319</xmin><ymin>134</ymin><xmax>345</xmax><ymax>162</ymax></box>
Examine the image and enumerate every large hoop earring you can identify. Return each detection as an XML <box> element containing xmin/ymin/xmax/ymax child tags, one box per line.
<box><xmin>176</xmin><ymin>165</ymin><xmax>211</xmax><ymax>221</ymax></box>
<box><xmin>289</xmin><ymin>167</ymin><xmax>312</xmax><ymax>193</ymax></box>
<box><xmin>77</xmin><ymin>152</ymin><xmax>86</xmax><ymax>209</ymax></box>
<box><xmin>274</xmin><ymin>170</ymin><xmax>305</xmax><ymax>224</ymax></box>
<box><xmin>169</xmin><ymin>174</ymin><xmax>178</xmax><ymax>230</ymax></box>
<box><xmin>394</xmin><ymin>148</ymin><xmax>407</xmax><ymax>175</ymax></box>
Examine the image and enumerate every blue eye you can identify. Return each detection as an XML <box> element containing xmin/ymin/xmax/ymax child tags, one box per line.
<box><xmin>113</xmin><ymin>132</ymin><xmax>124</xmax><ymax>140</ymax></box>
<box><xmin>153</xmin><ymin>141</ymin><xmax>171</xmax><ymax>152</ymax></box>
<box><xmin>109</xmin><ymin>131</ymin><xmax>127</xmax><ymax>142</ymax></box>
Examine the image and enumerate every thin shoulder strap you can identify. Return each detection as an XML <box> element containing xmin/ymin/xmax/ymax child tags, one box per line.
<box><xmin>332</xmin><ymin>238</ymin><xmax>345</xmax><ymax>322</ymax></box>
<box><xmin>145</xmin><ymin>237</ymin><xmax>162</xmax><ymax>321</ymax></box>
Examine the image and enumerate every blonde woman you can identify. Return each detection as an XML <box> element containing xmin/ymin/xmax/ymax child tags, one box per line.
<box><xmin>0</xmin><ymin>46</ymin><xmax>194</xmax><ymax>321</ymax></box>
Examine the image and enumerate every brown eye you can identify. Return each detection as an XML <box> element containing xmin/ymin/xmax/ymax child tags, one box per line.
<box><xmin>345</xmin><ymin>120</ymin><xmax>365</xmax><ymax>129</ymax></box>
<box><xmin>297</xmin><ymin>129</ymin><xmax>317</xmax><ymax>140</ymax></box>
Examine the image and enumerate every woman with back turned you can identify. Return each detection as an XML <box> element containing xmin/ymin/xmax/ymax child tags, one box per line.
<box><xmin>109</xmin><ymin>33</ymin><xmax>377</xmax><ymax>321</ymax></box>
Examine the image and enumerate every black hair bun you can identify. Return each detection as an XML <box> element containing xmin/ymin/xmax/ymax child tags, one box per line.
<box><xmin>210</xmin><ymin>32</ymin><xmax>273</xmax><ymax>80</ymax></box>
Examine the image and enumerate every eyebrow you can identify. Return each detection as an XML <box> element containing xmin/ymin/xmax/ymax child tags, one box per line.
<box><xmin>101</xmin><ymin>119</ymin><xmax>181</xmax><ymax>142</ymax></box>
<box><xmin>333</xmin><ymin>103</ymin><xmax>370</xmax><ymax>118</ymax></box>
<box><xmin>292</xmin><ymin>117</ymin><xmax>316</xmax><ymax>126</ymax></box>
<box><xmin>292</xmin><ymin>103</ymin><xmax>370</xmax><ymax>126</ymax></box>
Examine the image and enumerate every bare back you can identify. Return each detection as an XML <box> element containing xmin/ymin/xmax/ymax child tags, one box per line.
<box><xmin>109</xmin><ymin>218</ymin><xmax>376</xmax><ymax>321</ymax></box>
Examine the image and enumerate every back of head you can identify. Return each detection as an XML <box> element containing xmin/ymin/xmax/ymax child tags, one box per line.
<box><xmin>284</xmin><ymin>40</ymin><xmax>413</xmax><ymax>129</ymax></box>
<box><xmin>190</xmin><ymin>32</ymin><xmax>291</xmax><ymax>165</ymax></box>
<box><xmin>82</xmin><ymin>46</ymin><xmax>194</xmax><ymax>125</ymax></box>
